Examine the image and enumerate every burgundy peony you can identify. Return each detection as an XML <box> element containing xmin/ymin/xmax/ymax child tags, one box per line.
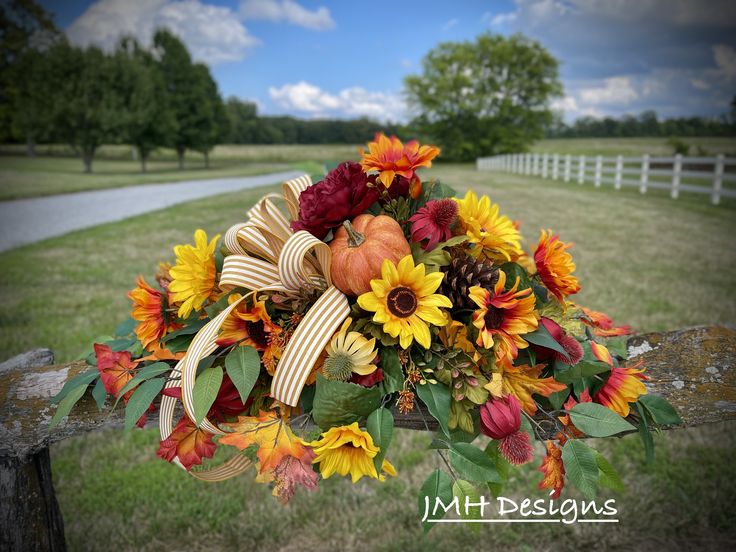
<box><xmin>479</xmin><ymin>395</ymin><xmax>534</xmax><ymax>465</ymax></box>
<box><xmin>291</xmin><ymin>162</ymin><xmax>379</xmax><ymax>239</ymax></box>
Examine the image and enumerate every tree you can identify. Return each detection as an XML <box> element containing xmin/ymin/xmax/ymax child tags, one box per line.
<box><xmin>115</xmin><ymin>38</ymin><xmax>177</xmax><ymax>172</ymax></box>
<box><xmin>0</xmin><ymin>0</ymin><xmax>61</xmax><ymax>152</ymax></box>
<box><xmin>405</xmin><ymin>33</ymin><xmax>562</xmax><ymax>161</ymax></box>
<box><xmin>49</xmin><ymin>43</ymin><xmax>125</xmax><ymax>173</ymax></box>
<box><xmin>153</xmin><ymin>29</ymin><xmax>201</xmax><ymax>169</ymax></box>
<box><xmin>189</xmin><ymin>63</ymin><xmax>228</xmax><ymax>168</ymax></box>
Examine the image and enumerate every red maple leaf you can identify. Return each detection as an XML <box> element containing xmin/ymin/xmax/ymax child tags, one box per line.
<box><xmin>157</xmin><ymin>415</ymin><xmax>217</xmax><ymax>470</ymax></box>
<box><xmin>94</xmin><ymin>343</ymin><xmax>138</xmax><ymax>401</ymax></box>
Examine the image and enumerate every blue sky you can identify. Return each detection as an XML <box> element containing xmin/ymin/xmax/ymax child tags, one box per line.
<box><xmin>41</xmin><ymin>0</ymin><xmax>736</xmax><ymax>122</ymax></box>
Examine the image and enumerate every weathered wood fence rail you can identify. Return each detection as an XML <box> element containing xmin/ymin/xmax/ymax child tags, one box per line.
<box><xmin>477</xmin><ymin>152</ymin><xmax>736</xmax><ymax>205</ymax></box>
<box><xmin>1</xmin><ymin>325</ymin><xmax>735</xmax><ymax>550</ymax></box>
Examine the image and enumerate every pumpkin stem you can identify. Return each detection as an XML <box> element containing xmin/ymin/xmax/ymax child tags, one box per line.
<box><xmin>342</xmin><ymin>220</ymin><xmax>365</xmax><ymax>248</ymax></box>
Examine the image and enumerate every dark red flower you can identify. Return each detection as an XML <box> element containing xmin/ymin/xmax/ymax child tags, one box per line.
<box><xmin>408</xmin><ymin>199</ymin><xmax>458</xmax><ymax>250</ymax></box>
<box><xmin>532</xmin><ymin>317</ymin><xmax>583</xmax><ymax>366</ymax></box>
<box><xmin>350</xmin><ymin>368</ymin><xmax>384</xmax><ymax>388</ymax></box>
<box><xmin>480</xmin><ymin>395</ymin><xmax>534</xmax><ymax>465</ymax></box>
<box><xmin>291</xmin><ymin>162</ymin><xmax>380</xmax><ymax>239</ymax></box>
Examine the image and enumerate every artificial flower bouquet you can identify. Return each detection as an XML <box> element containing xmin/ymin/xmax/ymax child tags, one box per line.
<box><xmin>52</xmin><ymin>134</ymin><xmax>680</xmax><ymax>515</ymax></box>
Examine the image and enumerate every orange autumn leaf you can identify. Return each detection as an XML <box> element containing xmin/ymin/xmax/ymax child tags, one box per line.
<box><xmin>94</xmin><ymin>343</ymin><xmax>139</xmax><ymax>402</ymax></box>
<box><xmin>139</xmin><ymin>342</ymin><xmax>185</xmax><ymax>362</ymax></box>
<box><xmin>538</xmin><ymin>440</ymin><xmax>565</xmax><ymax>499</ymax></box>
<box><xmin>219</xmin><ymin>410</ymin><xmax>309</xmax><ymax>482</ymax></box>
<box><xmin>157</xmin><ymin>415</ymin><xmax>217</xmax><ymax>470</ymax></box>
<box><xmin>489</xmin><ymin>361</ymin><xmax>567</xmax><ymax>415</ymax></box>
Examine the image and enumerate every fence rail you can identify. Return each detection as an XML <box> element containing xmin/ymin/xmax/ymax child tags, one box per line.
<box><xmin>476</xmin><ymin>152</ymin><xmax>736</xmax><ymax>205</ymax></box>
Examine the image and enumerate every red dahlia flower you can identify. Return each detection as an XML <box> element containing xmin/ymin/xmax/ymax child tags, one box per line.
<box><xmin>291</xmin><ymin>162</ymin><xmax>379</xmax><ymax>239</ymax></box>
<box><xmin>479</xmin><ymin>395</ymin><xmax>534</xmax><ymax>465</ymax></box>
<box><xmin>408</xmin><ymin>199</ymin><xmax>458</xmax><ymax>250</ymax></box>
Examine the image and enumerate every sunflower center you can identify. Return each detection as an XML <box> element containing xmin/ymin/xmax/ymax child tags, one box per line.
<box><xmin>484</xmin><ymin>306</ymin><xmax>505</xmax><ymax>330</ymax></box>
<box><xmin>387</xmin><ymin>286</ymin><xmax>418</xmax><ymax>318</ymax></box>
<box><xmin>246</xmin><ymin>320</ymin><xmax>269</xmax><ymax>348</ymax></box>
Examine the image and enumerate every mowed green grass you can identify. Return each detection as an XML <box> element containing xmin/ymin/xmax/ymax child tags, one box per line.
<box><xmin>1</xmin><ymin>164</ymin><xmax>735</xmax><ymax>550</ymax></box>
<box><xmin>531</xmin><ymin>136</ymin><xmax>736</xmax><ymax>157</ymax></box>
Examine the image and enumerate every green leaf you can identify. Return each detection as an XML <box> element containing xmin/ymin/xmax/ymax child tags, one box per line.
<box><xmin>449</xmin><ymin>442</ymin><xmax>501</xmax><ymax>483</ymax></box>
<box><xmin>91</xmin><ymin>377</ymin><xmax>107</xmax><ymax>410</ymax></box>
<box><xmin>312</xmin><ymin>374</ymin><xmax>381</xmax><ymax>429</ymax></box>
<box><xmin>568</xmin><ymin>402</ymin><xmax>636</xmax><ymax>437</ymax></box>
<box><xmin>114</xmin><ymin>317</ymin><xmax>137</xmax><ymax>337</ymax></box>
<box><xmin>51</xmin><ymin>369</ymin><xmax>98</xmax><ymax>403</ymax></box>
<box><xmin>124</xmin><ymin>378</ymin><xmax>165</xmax><ymax>430</ymax></box>
<box><xmin>224</xmin><ymin>346</ymin><xmax>261</xmax><ymax>404</ymax></box>
<box><xmin>416</xmin><ymin>381</ymin><xmax>451</xmax><ymax>436</ymax></box>
<box><xmin>500</xmin><ymin>262</ymin><xmax>532</xmax><ymax>291</ymax></box>
<box><xmin>453</xmin><ymin>479</ymin><xmax>482</xmax><ymax>531</ymax></box>
<box><xmin>561</xmin><ymin>440</ymin><xmax>599</xmax><ymax>499</ymax></box>
<box><xmin>595</xmin><ymin>452</ymin><xmax>624</xmax><ymax>492</ymax></box>
<box><xmin>555</xmin><ymin>360</ymin><xmax>610</xmax><ymax>384</ymax></box>
<box><xmin>367</xmin><ymin>407</ymin><xmax>394</xmax><ymax>472</ymax></box>
<box><xmin>485</xmin><ymin>441</ymin><xmax>510</xmax><ymax>497</ymax></box>
<box><xmin>418</xmin><ymin>469</ymin><xmax>454</xmax><ymax>533</ymax></box>
<box><xmin>639</xmin><ymin>395</ymin><xmax>682</xmax><ymax>426</ymax></box>
<box><xmin>114</xmin><ymin>362</ymin><xmax>171</xmax><ymax>405</ymax></box>
<box><xmin>606</xmin><ymin>337</ymin><xmax>628</xmax><ymax>359</ymax></box>
<box><xmin>161</xmin><ymin>319</ymin><xmax>208</xmax><ymax>342</ymax></box>
<box><xmin>192</xmin><ymin>366</ymin><xmax>223</xmax><ymax>426</ymax></box>
<box><xmin>378</xmin><ymin>347</ymin><xmax>403</xmax><ymax>394</ymax></box>
<box><xmin>524</xmin><ymin>324</ymin><xmax>569</xmax><ymax>357</ymax></box>
<box><xmin>636</xmin><ymin>402</ymin><xmax>655</xmax><ymax>464</ymax></box>
<box><xmin>49</xmin><ymin>383</ymin><xmax>88</xmax><ymax>429</ymax></box>
<box><xmin>548</xmin><ymin>388</ymin><xmax>570</xmax><ymax>411</ymax></box>
<box><xmin>107</xmin><ymin>337</ymin><xmax>138</xmax><ymax>353</ymax></box>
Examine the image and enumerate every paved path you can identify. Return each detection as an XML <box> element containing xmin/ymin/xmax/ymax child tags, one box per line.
<box><xmin>0</xmin><ymin>171</ymin><xmax>302</xmax><ymax>253</ymax></box>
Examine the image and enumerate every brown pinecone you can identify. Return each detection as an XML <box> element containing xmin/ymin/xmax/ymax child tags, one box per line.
<box><xmin>440</xmin><ymin>252</ymin><xmax>499</xmax><ymax>310</ymax></box>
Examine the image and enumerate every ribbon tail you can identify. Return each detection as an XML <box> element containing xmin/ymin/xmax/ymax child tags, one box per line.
<box><xmin>270</xmin><ymin>286</ymin><xmax>350</xmax><ymax>406</ymax></box>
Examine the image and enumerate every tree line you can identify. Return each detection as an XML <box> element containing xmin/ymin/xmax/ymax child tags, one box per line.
<box><xmin>1</xmin><ymin>1</ymin><xmax>228</xmax><ymax>173</ymax></box>
<box><xmin>546</xmin><ymin>108</ymin><xmax>736</xmax><ymax>139</ymax></box>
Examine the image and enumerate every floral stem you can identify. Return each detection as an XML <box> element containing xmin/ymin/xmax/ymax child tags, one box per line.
<box><xmin>342</xmin><ymin>220</ymin><xmax>365</xmax><ymax>248</ymax></box>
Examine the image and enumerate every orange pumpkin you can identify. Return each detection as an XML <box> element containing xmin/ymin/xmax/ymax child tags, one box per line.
<box><xmin>329</xmin><ymin>214</ymin><xmax>411</xmax><ymax>296</ymax></box>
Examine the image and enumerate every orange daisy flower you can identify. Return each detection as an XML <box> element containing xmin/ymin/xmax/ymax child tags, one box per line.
<box><xmin>594</xmin><ymin>361</ymin><xmax>649</xmax><ymax>417</ymax></box>
<box><xmin>468</xmin><ymin>271</ymin><xmax>539</xmax><ymax>363</ymax></box>
<box><xmin>534</xmin><ymin>230</ymin><xmax>581</xmax><ymax>302</ymax></box>
<box><xmin>128</xmin><ymin>276</ymin><xmax>181</xmax><ymax>351</ymax></box>
<box><xmin>217</xmin><ymin>293</ymin><xmax>281</xmax><ymax>351</ymax></box>
<box><xmin>580</xmin><ymin>306</ymin><xmax>632</xmax><ymax>337</ymax></box>
<box><xmin>359</xmin><ymin>133</ymin><xmax>439</xmax><ymax>188</ymax></box>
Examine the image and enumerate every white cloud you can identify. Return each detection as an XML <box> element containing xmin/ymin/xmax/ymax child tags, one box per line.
<box><xmin>268</xmin><ymin>81</ymin><xmax>405</xmax><ymax>122</ymax></box>
<box><xmin>67</xmin><ymin>0</ymin><xmax>258</xmax><ymax>64</ymax></box>
<box><xmin>442</xmin><ymin>18</ymin><xmax>459</xmax><ymax>31</ymax></box>
<box><xmin>579</xmin><ymin>76</ymin><xmax>638</xmax><ymax>105</ymax></box>
<box><xmin>399</xmin><ymin>58</ymin><xmax>413</xmax><ymax>69</ymax></box>
<box><xmin>240</xmin><ymin>0</ymin><xmax>335</xmax><ymax>30</ymax></box>
<box><xmin>551</xmin><ymin>95</ymin><xmax>603</xmax><ymax>118</ymax></box>
<box><xmin>713</xmin><ymin>44</ymin><xmax>736</xmax><ymax>78</ymax></box>
<box><xmin>690</xmin><ymin>79</ymin><xmax>710</xmax><ymax>90</ymax></box>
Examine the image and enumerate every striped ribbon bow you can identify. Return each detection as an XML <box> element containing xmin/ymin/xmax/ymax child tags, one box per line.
<box><xmin>158</xmin><ymin>174</ymin><xmax>350</xmax><ymax>480</ymax></box>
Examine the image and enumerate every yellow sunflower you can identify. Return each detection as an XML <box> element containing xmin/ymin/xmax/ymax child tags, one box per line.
<box><xmin>310</xmin><ymin>422</ymin><xmax>397</xmax><ymax>483</ymax></box>
<box><xmin>357</xmin><ymin>255</ymin><xmax>451</xmax><ymax>349</ymax></box>
<box><xmin>323</xmin><ymin>318</ymin><xmax>378</xmax><ymax>381</ymax></box>
<box><xmin>169</xmin><ymin>229</ymin><xmax>220</xmax><ymax>319</ymax></box>
<box><xmin>454</xmin><ymin>190</ymin><xmax>523</xmax><ymax>263</ymax></box>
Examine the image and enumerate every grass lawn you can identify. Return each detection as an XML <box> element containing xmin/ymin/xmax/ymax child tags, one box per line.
<box><xmin>531</xmin><ymin>137</ymin><xmax>736</xmax><ymax>157</ymax></box>
<box><xmin>1</xmin><ymin>162</ymin><xmax>735</xmax><ymax>550</ymax></box>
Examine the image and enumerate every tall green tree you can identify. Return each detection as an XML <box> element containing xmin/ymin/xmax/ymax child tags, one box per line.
<box><xmin>189</xmin><ymin>63</ymin><xmax>228</xmax><ymax>168</ymax></box>
<box><xmin>405</xmin><ymin>33</ymin><xmax>562</xmax><ymax>161</ymax></box>
<box><xmin>50</xmin><ymin>43</ymin><xmax>125</xmax><ymax>173</ymax></box>
<box><xmin>0</xmin><ymin>0</ymin><xmax>61</xmax><ymax>152</ymax></box>
<box><xmin>115</xmin><ymin>38</ymin><xmax>177</xmax><ymax>172</ymax></box>
<box><xmin>152</xmin><ymin>29</ymin><xmax>199</xmax><ymax>169</ymax></box>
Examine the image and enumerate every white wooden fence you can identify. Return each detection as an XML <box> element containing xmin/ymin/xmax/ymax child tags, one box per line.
<box><xmin>476</xmin><ymin>152</ymin><xmax>736</xmax><ymax>205</ymax></box>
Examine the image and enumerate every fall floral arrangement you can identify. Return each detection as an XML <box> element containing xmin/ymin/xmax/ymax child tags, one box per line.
<box><xmin>52</xmin><ymin>134</ymin><xmax>680</xmax><ymax>517</ymax></box>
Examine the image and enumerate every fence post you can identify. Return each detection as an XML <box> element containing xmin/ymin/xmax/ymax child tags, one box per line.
<box><xmin>614</xmin><ymin>155</ymin><xmax>623</xmax><ymax>190</ymax></box>
<box><xmin>541</xmin><ymin>153</ymin><xmax>549</xmax><ymax>178</ymax></box>
<box><xmin>552</xmin><ymin>153</ymin><xmax>559</xmax><ymax>180</ymax></box>
<box><xmin>577</xmin><ymin>155</ymin><xmax>586</xmax><ymax>185</ymax></box>
<box><xmin>594</xmin><ymin>155</ymin><xmax>602</xmax><ymax>187</ymax></box>
<box><xmin>712</xmin><ymin>154</ymin><xmax>724</xmax><ymax>206</ymax></box>
<box><xmin>639</xmin><ymin>154</ymin><xmax>650</xmax><ymax>194</ymax></box>
<box><xmin>564</xmin><ymin>154</ymin><xmax>571</xmax><ymax>182</ymax></box>
<box><xmin>671</xmin><ymin>154</ymin><xmax>682</xmax><ymax>199</ymax></box>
